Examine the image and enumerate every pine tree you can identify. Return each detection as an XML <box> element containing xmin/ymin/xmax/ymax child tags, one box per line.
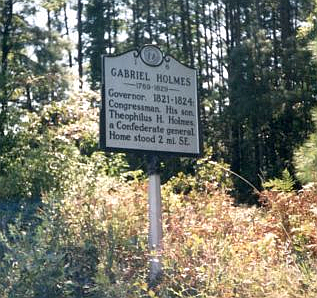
<box><xmin>84</xmin><ymin>0</ymin><xmax>122</xmax><ymax>90</ymax></box>
<box><xmin>0</xmin><ymin>0</ymin><xmax>13</xmax><ymax>137</ymax></box>
<box><xmin>76</xmin><ymin>0</ymin><xmax>317</xmax><ymax>194</ymax></box>
<box><xmin>77</xmin><ymin>0</ymin><xmax>83</xmax><ymax>89</ymax></box>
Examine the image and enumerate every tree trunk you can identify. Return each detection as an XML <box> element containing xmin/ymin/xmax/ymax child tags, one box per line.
<box><xmin>179</xmin><ymin>0</ymin><xmax>189</xmax><ymax>63</ymax></box>
<box><xmin>77</xmin><ymin>0</ymin><xmax>83</xmax><ymax>90</ymax></box>
<box><xmin>63</xmin><ymin>3</ymin><xmax>73</xmax><ymax>68</ymax></box>
<box><xmin>195</xmin><ymin>1</ymin><xmax>202</xmax><ymax>90</ymax></box>
<box><xmin>280</xmin><ymin>0</ymin><xmax>293</xmax><ymax>90</ymax></box>
<box><xmin>202</xmin><ymin>0</ymin><xmax>211</xmax><ymax>91</ymax></box>
<box><xmin>163</xmin><ymin>0</ymin><xmax>170</xmax><ymax>50</ymax></box>
<box><xmin>112</xmin><ymin>0</ymin><xmax>118</xmax><ymax>51</ymax></box>
<box><xmin>0</xmin><ymin>0</ymin><xmax>13</xmax><ymax>137</ymax></box>
<box><xmin>185</xmin><ymin>0</ymin><xmax>194</xmax><ymax>67</ymax></box>
<box><xmin>146</xmin><ymin>0</ymin><xmax>153</xmax><ymax>43</ymax></box>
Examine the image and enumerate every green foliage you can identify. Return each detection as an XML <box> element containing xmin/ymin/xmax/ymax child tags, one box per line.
<box><xmin>1</xmin><ymin>110</ymin><xmax>66</xmax><ymax>200</ymax></box>
<box><xmin>294</xmin><ymin>107</ymin><xmax>317</xmax><ymax>184</ymax></box>
<box><xmin>164</xmin><ymin>147</ymin><xmax>233</xmax><ymax>196</ymax></box>
<box><xmin>84</xmin><ymin>0</ymin><xmax>121</xmax><ymax>90</ymax></box>
<box><xmin>0</xmin><ymin>198</ymin><xmax>101</xmax><ymax>298</ymax></box>
<box><xmin>165</xmin><ymin>172</ymin><xmax>196</xmax><ymax>195</ymax></box>
<box><xmin>0</xmin><ymin>93</ymin><xmax>131</xmax><ymax>201</ymax></box>
<box><xmin>0</xmin><ymin>219</ymin><xmax>67</xmax><ymax>298</ymax></box>
<box><xmin>0</xmin><ymin>114</ymin><xmax>82</xmax><ymax>200</ymax></box>
<box><xmin>0</xmin><ymin>91</ymin><xmax>145</xmax><ymax>297</ymax></box>
<box><xmin>0</xmin><ymin>0</ymin><xmax>70</xmax><ymax>119</ymax></box>
<box><xmin>195</xmin><ymin>147</ymin><xmax>233</xmax><ymax>191</ymax></box>
<box><xmin>263</xmin><ymin>169</ymin><xmax>295</xmax><ymax>192</ymax></box>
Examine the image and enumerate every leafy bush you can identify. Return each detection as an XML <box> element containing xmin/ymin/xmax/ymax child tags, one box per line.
<box><xmin>294</xmin><ymin>107</ymin><xmax>317</xmax><ymax>184</ymax></box>
<box><xmin>194</xmin><ymin>147</ymin><xmax>233</xmax><ymax>191</ymax></box>
<box><xmin>0</xmin><ymin>110</ymin><xmax>74</xmax><ymax>200</ymax></box>
<box><xmin>0</xmin><ymin>206</ymin><xmax>68</xmax><ymax>298</ymax></box>
<box><xmin>0</xmin><ymin>93</ymin><xmax>131</xmax><ymax>201</ymax></box>
<box><xmin>0</xmin><ymin>149</ymin><xmax>145</xmax><ymax>298</ymax></box>
<box><xmin>0</xmin><ymin>201</ymin><xmax>101</xmax><ymax>298</ymax></box>
<box><xmin>163</xmin><ymin>147</ymin><xmax>233</xmax><ymax>196</ymax></box>
<box><xmin>0</xmin><ymin>94</ymin><xmax>139</xmax><ymax>297</ymax></box>
<box><xmin>263</xmin><ymin>168</ymin><xmax>295</xmax><ymax>192</ymax></box>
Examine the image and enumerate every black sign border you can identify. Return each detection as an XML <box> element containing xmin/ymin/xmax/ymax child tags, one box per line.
<box><xmin>100</xmin><ymin>46</ymin><xmax>203</xmax><ymax>158</ymax></box>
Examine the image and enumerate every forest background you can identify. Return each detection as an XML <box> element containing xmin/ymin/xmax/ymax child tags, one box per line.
<box><xmin>1</xmin><ymin>0</ymin><xmax>317</xmax><ymax>297</ymax></box>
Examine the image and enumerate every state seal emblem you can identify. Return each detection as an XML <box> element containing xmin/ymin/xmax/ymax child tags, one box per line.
<box><xmin>140</xmin><ymin>45</ymin><xmax>163</xmax><ymax>67</ymax></box>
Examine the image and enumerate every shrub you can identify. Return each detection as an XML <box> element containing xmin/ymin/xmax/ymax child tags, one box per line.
<box><xmin>294</xmin><ymin>107</ymin><xmax>317</xmax><ymax>184</ymax></box>
<box><xmin>263</xmin><ymin>168</ymin><xmax>295</xmax><ymax>192</ymax></box>
<box><xmin>0</xmin><ymin>95</ymin><xmax>130</xmax><ymax>202</ymax></box>
<box><xmin>163</xmin><ymin>147</ymin><xmax>233</xmax><ymax>196</ymax></box>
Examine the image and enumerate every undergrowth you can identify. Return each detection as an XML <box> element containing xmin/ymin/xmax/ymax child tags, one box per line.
<box><xmin>1</xmin><ymin>167</ymin><xmax>317</xmax><ymax>297</ymax></box>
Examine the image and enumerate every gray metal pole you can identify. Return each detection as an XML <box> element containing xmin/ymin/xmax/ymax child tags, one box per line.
<box><xmin>147</xmin><ymin>155</ymin><xmax>163</xmax><ymax>285</ymax></box>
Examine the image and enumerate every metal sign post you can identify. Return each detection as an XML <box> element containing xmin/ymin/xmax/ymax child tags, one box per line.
<box><xmin>100</xmin><ymin>45</ymin><xmax>201</xmax><ymax>286</ymax></box>
<box><xmin>147</xmin><ymin>155</ymin><xmax>163</xmax><ymax>284</ymax></box>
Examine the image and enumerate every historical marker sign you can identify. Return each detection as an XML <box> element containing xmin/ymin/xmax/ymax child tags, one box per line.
<box><xmin>100</xmin><ymin>45</ymin><xmax>201</xmax><ymax>156</ymax></box>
